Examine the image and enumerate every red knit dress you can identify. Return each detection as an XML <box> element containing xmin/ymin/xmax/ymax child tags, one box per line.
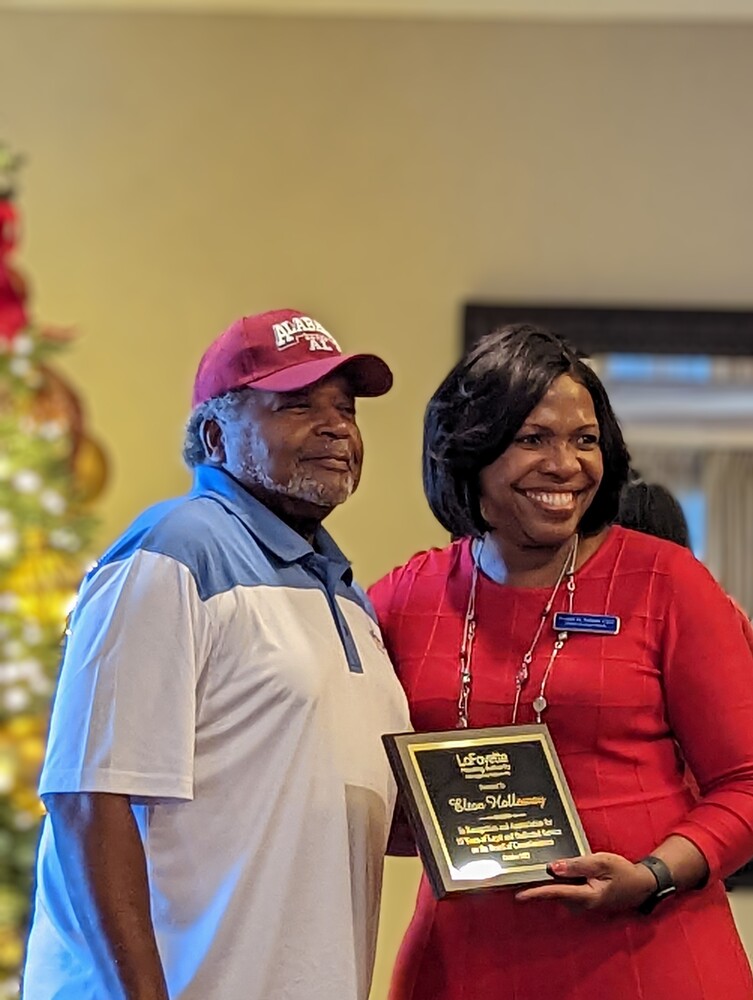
<box><xmin>370</xmin><ymin>526</ymin><xmax>753</xmax><ymax>1000</ymax></box>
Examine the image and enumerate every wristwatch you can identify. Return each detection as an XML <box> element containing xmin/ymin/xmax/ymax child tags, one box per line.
<box><xmin>636</xmin><ymin>855</ymin><xmax>677</xmax><ymax>914</ymax></box>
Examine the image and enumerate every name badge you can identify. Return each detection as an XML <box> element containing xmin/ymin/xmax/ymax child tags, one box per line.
<box><xmin>552</xmin><ymin>612</ymin><xmax>621</xmax><ymax>635</ymax></box>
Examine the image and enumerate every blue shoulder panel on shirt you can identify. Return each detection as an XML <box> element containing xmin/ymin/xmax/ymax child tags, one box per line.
<box><xmin>94</xmin><ymin>492</ymin><xmax>369</xmax><ymax>612</ymax></box>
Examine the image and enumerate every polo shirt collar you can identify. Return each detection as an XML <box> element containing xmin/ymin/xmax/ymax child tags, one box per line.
<box><xmin>191</xmin><ymin>464</ymin><xmax>353</xmax><ymax>583</ymax></box>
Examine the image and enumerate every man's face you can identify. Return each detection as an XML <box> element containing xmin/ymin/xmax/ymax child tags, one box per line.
<box><xmin>213</xmin><ymin>374</ymin><xmax>364</xmax><ymax>519</ymax></box>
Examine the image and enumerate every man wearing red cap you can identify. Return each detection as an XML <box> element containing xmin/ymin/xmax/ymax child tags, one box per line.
<box><xmin>24</xmin><ymin>310</ymin><xmax>410</xmax><ymax>1000</ymax></box>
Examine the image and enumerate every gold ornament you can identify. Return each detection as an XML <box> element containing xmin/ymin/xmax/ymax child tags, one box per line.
<box><xmin>2</xmin><ymin>530</ymin><xmax>80</xmax><ymax>626</ymax></box>
<box><xmin>72</xmin><ymin>433</ymin><xmax>108</xmax><ymax>502</ymax></box>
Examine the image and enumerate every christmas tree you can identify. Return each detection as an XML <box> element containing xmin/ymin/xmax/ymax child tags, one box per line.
<box><xmin>0</xmin><ymin>143</ymin><xmax>107</xmax><ymax>998</ymax></box>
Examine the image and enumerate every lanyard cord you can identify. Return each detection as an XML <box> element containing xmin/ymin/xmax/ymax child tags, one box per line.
<box><xmin>457</xmin><ymin>535</ymin><xmax>578</xmax><ymax>729</ymax></box>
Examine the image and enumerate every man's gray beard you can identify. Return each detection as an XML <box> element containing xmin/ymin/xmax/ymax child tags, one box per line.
<box><xmin>242</xmin><ymin>463</ymin><xmax>356</xmax><ymax>508</ymax></box>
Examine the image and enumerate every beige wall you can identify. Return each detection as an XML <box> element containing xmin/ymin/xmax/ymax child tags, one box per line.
<box><xmin>2</xmin><ymin>12</ymin><xmax>753</xmax><ymax>997</ymax></box>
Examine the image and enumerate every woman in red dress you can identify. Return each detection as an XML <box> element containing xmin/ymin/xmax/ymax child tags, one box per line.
<box><xmin>370</xmin><ymin>325</ymin><xmax>753</xmax><ymax>1000</ymax></box>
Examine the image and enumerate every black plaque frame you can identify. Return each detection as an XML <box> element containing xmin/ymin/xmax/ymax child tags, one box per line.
<box><xmin>384</xmin><ymin>724</ymin><xmax>589</xmax><ymax>899</ymax></box>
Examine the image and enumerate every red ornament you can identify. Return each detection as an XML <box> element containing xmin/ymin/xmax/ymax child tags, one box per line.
<box><xmin>0</xmin><ymin>198</ymin><xmax>30</xmax><ymax>341</ymax></box>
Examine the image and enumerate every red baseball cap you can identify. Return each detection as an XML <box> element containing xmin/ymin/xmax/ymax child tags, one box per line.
<box><xmin>192</xmin><ymin>309</ymin><xmax>393</xmax><ymax>407</ymax></box>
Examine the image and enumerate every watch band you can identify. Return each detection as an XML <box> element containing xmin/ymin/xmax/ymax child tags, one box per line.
<box><xmin>637</xmin><ymin>855</ymin><xmax>677</xmax><ymax>914</ymax></box>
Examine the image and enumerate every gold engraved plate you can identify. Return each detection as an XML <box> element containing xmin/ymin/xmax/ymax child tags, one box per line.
<box><xmin>383</xmin><ymin>724</ymin><xmax>589</xmax><ymax>899</ymax></box>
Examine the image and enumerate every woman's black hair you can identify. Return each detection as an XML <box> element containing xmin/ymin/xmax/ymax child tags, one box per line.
<box><xmin>423</xmin><ymin>323</ymin><xmax>631</xmax><ymax>538</ymax></box>
<box><xmin>616</xmin><ymin>475</ymin><xmax>691</xmax><ymax>549</ymax></box>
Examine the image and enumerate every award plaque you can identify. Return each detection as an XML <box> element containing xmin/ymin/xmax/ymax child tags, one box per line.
<box><xmin>383</xmin><ymin>724</ymin><xmax>589</xmax><ymax>899</ymax></box>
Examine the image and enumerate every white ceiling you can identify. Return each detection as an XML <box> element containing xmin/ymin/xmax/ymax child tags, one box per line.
<box><xmin>5</xmin><ymin>0</ymin><xmax>753</xmax><ymax>17</ymax></box>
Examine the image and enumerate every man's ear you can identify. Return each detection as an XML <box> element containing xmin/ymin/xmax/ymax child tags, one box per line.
<box><xmin>201</xmin><ymin>418</ymin><xmax>226</xmax><ymax>464</ymax></box>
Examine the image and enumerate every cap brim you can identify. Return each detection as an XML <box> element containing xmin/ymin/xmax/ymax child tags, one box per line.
<box><xmin>242</xmin><ymin>353</ymin><xmax>393</xmax><ymax>397</ymax></box>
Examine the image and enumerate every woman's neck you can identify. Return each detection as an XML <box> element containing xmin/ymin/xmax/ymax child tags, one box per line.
<box><xmin>481</xmin><ymin>528</ymin><xmax>608</xmax><ymax>588</ymax></box>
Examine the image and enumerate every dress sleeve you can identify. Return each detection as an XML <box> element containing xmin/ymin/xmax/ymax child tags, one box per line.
<box><xmin>661</xmin><ymin>550</ymin><xmax>753</xmax><ymax>879</ymax></box>
<box><xmin>39</xmin><ymin>548</ymin><xmax>212</xmax><ymax>802</ymax></box>
<box><xmin>368</xmin><ymin>558</ymin><xmax>432</xmax><ymax>688</ymax></box>
<box><xmin>368</xmin><ymin>565</ymin><xmax>409</xmax><ymax>670</ymax></box>
<box><xmin>368</xmin><ymin>565</ymin><xmax>417</xmax><ymax>856</ymax></box>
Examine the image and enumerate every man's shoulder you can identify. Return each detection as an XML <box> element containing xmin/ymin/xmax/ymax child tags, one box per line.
<box><xmin>91</xmin><ymin>493</ymin><xmax>267</xmax><ymax>604</ymax></box>
<box><xmin>99</xmin><ymin>494</ymin><xmax>233</xmax><ymax>567</ymax></box>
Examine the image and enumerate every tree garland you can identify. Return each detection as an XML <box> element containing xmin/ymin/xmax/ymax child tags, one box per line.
<box><xmin>0</xmin><ymin>142</ymin><xmax>106</xmax><ymax>997</ymax></box>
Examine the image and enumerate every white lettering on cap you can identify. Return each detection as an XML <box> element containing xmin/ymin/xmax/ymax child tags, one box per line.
<box><xmin>272</xmin><ymin>316</ymin><xmax>341</xmax><ymax>353</ymax></box>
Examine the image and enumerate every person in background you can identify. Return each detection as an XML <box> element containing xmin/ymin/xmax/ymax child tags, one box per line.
<box><xmin>616</xmin><ymin>473</ymin><xmax>691</xmax><ymax>548</ymax></box>
<box><xmin>22</xmin><ymin>309</ymin><xmax>410</xmax><ymax>1000</ymax></box>
<box><xmin>371</xmin><ymin>324</ymin><xmax>753</xmax><ymax>1000</ymax></box>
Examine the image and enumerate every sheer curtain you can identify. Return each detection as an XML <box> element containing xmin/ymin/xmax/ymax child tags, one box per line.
<box><xmin>703</xmin><ymin>451</ymin><xmax>753</xmax><ymax>617</ymax></box>
<box><xmin>628</xmin><ymin>445</ymin><xmax>753</xmax><ymax>616</ymax></box>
